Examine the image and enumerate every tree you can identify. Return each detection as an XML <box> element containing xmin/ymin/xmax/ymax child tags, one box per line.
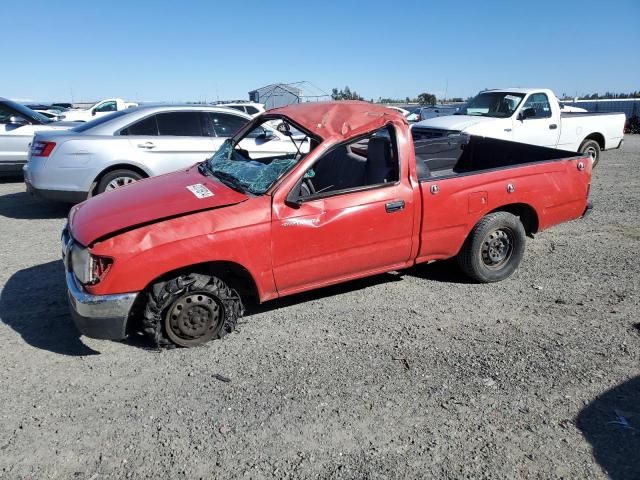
<box><xmin>331</xmin><ymin>86</ymin><xmax>364</xmax><ymax>101</ymax></box>
<box><xmin>417</xmin><ymin>92</ymin><xmax>437</xmax><ymax>106</ymax></box>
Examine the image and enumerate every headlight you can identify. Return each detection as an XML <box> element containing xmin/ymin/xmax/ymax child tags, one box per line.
<box><xmin>70</xmin><ymin>243</ymin><xmax>112</xmax><ymax>285</ymax></box>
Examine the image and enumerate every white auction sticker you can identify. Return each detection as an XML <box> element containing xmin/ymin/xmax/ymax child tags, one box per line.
<box><xmin>186</xmin><ymin>184</ymin><xmax>214</xmax><ymax>199</ymax></box>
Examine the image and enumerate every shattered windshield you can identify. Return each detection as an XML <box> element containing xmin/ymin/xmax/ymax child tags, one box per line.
<box><xmin>204</xmin><ymin>118</ymin><xmax>315</xmax><ymax>195</ymax></box>
<box><xmin>459</xmin><ymin>92</ymin><xmax>525</xmax><ymax>118</ymax></box>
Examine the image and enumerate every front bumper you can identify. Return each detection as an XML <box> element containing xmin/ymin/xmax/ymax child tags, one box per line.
<box><xmin>63</xmin><ymin>228</ymin><xmax>138</xmax><ymax>340</ymax></box>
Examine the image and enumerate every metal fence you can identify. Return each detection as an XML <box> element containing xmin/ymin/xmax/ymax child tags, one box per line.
<box><xmin>561</xmin><ymin>98</ymin><xmax>640</xmax><ymax>118</ymax></box>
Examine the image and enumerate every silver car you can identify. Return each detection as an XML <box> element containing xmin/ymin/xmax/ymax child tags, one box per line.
<box><xmin>24</xmin><ymin>104</ymin><xmax>300</xmax><ymax>203</ymax></box>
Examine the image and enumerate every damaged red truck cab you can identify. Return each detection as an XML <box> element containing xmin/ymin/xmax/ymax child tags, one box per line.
<box><xmin>62</xmin><ymin>101</ymin><xmax>592</xmax><ymax>347</ymax></box>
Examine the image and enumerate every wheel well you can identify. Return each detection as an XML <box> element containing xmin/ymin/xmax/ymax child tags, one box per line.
<box><xmin>489</xmin><ymin>203</ymin><xmax>539</xmax><ymax>234</ymax></box>
<box><xmin>583</xmin><ymin>132</ymin><xmax>605</xmax><ymax>150</ymax></box>
<box><xmin>146</xmin><ymin>261</ymin><xmax>260</xmax><ymax>305</ymax></box>
<box><xmin>90</xmin><ymin>164</ymin><xmax>149</xmax><ymax>196</ymax></box>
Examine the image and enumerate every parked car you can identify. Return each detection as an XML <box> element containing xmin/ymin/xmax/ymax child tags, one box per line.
<box><xmin>214</xmin><ymin>102</ymin><xmax>265</xmax><ymax>117</ymax></box>
<box><xmin>34</xmin><ymin>110</ymin><xmax>65</xmax><ymax>121</ymax></box>
<box><xmin>62</xmin><ymin>98</ymin><xmax>138</xmax><ymax>122</ymax></box>
<box><xmin>385</xmin><ymin>106</ymin><xmax>411</xmax><ymax>117</ymax></box>
<box><xmin>407</xmin><ymin>105</ymin><xmax>460</xmax><ymax>122</ymax></box>
<box><xmin>558</xmin><ymin>100</ymin><xmax>587</xmax><ymax>113</ymax></box>
<box><xmin>0</xmin><ymin>98</ymin><xmax>78</xmax><ymax>174</ymax></box>
<box><xmin>61</xmin><ymin>101</ymin><xmax>593</xmax><ymax>348</ymax></box>
<box><xmin>413</xmin><ymin>88</ymin><xmax>625</xmax><ymax>166</ymax></box>
<box><xmin>25</xmin><ymin>105</ymin><xmax>306</xmax><ymax>202</ymax></box>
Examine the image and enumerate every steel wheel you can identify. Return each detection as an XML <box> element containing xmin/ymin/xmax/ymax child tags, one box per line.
<box><xmin>165</xmin><ymin>291</ymin><xmax>224</xmax><ymax>347</ymax></box>
<box><xmin>105</xmin><ymin>176</ymin><xmax>137</xmax><ymax>191</ymax></box>
<box><xmin>584</xmin><ymin>145</ymin><xmax>598</xmax><ymax>161</ymax></box>
<box><xmin>481</xmin><ymin>228</ymin><xmax>514</xmax><ymax>269</ymax></box>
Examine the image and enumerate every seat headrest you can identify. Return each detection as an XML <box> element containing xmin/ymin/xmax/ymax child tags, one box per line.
<box><xmin>366</xmin><ymin>136</ymin><xmax>393</xmax><ymax>184</ymax></box>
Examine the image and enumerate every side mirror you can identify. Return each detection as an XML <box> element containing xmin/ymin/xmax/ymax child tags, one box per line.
<box><xmin>256</xmin><ymin>129</ymin><xmax>274</xmax><ymax>141</ymax></box>
<box><xmin>519</xmin><ymin>107</ymin><xmax>536</xmax><ymax>120</ymax></box>
<box><xmin>277</xmin><ymin>122</ymin><xmax>292</xmax><ymax>136</ymax></box>
<box><xmin>285</xmin><ymin>189</ymin><xmax>302</xmax><ymax>208</ymax></box>
<box><xmin>91</xmin><ymin>109</ymin><xmax>97</xmax><ymax>116</ymax></box>
<box><xmin>9</xmin><ymin>115</ymin><xmax>28</xmax><ymax>126</ymax></box>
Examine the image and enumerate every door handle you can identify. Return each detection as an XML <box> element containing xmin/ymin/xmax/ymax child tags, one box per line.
<box><xmin>137</xmin><ymin>142</ymin><xmax>156</xmax><ymax>149</ymax></box>
<box><xmin>385</xmin><ymin>200</ymin><xmax>405</xmax><ymax>213</ymax></box>
<box><xmin>549</xmin><ymin>124</ymin><xmax>558</xmax><ymax>130</ymax></box>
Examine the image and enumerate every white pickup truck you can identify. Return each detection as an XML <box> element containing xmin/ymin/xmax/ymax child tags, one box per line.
<box><xmin>412</xmin><ymin>88</ymin><xmax>625</xmax><ymax>166</ymax></box>
<box><xmin>62</xmin><ymin>98</ymin><xmax>138</xmax><ymax>122</ymax></box>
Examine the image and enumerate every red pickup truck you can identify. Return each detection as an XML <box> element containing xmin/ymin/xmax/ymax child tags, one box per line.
<box><xmin>62</xmin><ymin>101</ymin><xmax>592</xmax><ymax>347</ymax></box>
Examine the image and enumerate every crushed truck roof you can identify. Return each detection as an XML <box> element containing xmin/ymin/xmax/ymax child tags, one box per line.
<box><xmin>268</xmin><ymin>101</ymin><xmax>405</xmax><ymax>141</ymax></box>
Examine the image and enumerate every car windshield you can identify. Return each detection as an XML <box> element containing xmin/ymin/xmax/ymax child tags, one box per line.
<box><xmin>458</xmin><ymin>92</ymin><xmax>525</xmax><ymax>118</ymax></box>
<box><xmin>4</xmin><ymin>100</ymin><xmax>52</xmax><ymax>124</ymax></box>
<box><xmin>204</xmin><ymin>118</ymin><xmax>315</xmax><ymax>195</ymax></box>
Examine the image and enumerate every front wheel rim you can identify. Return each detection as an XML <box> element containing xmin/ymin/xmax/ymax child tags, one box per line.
<box><xmin>105</xmin><ymin>176</ymin><xmax>137</xmax><ymax>191</ymax></box>
<box><xmin>481</xmin><ymin>229</ymin><xmax>514</xmax><ymax>269</ymax></box>
<box><xmin>165</xmin><ymin>291</ymin><xmax>223</xmax><ymax>347</ymax></box>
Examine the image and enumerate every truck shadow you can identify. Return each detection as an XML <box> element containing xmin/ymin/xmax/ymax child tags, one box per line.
<box><xmin>0</xmin><ymin>190</ymin><xmax>69</xmax><ymax>220</ymax></box>
<box><xmin>0</xmin><ymin>259</ymin><xmax>472</xmax><ymax>355</ymax></box>
<box><xmin>245</xmin><ymin>260</ymin><xmax>472</xmax><ymax>317</ymax></box>
<box><xmin>0</xmin><ymin>260</ymin><xmax>98</xmax><ymax>356</ymax></box>
<box><xmin>576</xmin><ymin>376</ymin><xmax>640</xmax><ymax>479</ymax></box>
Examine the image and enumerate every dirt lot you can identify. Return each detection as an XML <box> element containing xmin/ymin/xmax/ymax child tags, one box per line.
<box><xmin>0</xmin><ymin>137</ymin><xmax>638</xmax><ymax>480</ymax></box>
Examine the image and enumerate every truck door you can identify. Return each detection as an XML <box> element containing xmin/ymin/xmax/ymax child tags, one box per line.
<box><xmin>512</xmin><ymin>93</ymin><xmax>561</xmax><ymax>147</ymax></box>
<box><xmin>271</xmin><ymin>129</ymin><xmax>415</xmax><ymax>295</ymax></box>
<box><xmin>92</xmin><ymin>100</ymin><xmax>119</xmax><ymax>119</ymax></box>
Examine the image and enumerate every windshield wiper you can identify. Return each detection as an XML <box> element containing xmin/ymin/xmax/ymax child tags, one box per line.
<box><xmin>210</xmin><ymin>170</ymin><xmax>247</xmax><ymax>194</ymax></box>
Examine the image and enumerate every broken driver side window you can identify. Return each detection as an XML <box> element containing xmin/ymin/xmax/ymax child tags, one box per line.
<box><xmin>299</xmin><ymin>126</ymin><xmax>399</xmax><ymax>198</ymax></box>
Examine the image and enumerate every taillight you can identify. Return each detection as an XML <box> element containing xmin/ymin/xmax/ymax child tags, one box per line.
<box><xmin>31</xmin><ymin>141</ymin><xmax>56</xmax><ymax>157</ymax></box>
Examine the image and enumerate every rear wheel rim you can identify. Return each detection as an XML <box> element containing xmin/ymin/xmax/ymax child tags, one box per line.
<box><xmin>165</xmin><ymin>292</ymin><xmax>223</xmax><ymax>347</ymax></box>
<box><xmin>584</xmin><ymin>145</ymin><xmax>598</xmax><ymax>162</ymax></box>
<box><xmin>481</xmin><ymin>229</ymin><xmax>514</xmax><ymax>269</ymax></box>
<box><xmin>105</xmin><ymin>176</ymin><xmax>137</xmax><ymax>191</ymax></box>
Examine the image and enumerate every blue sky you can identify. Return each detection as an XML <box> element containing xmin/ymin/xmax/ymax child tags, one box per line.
<box><xmin>2</xmin><ymin>0</ymin><xmax>639</xmax><ymax>103</ymax></box>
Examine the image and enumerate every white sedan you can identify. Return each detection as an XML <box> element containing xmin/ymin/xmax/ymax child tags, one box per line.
<box><xmin>0</xmin><ymin>98</ymin><xmax>78</xmax><ymax>174</ymax></box>
<box><xmin>24</xmin><ymin>105</ymin><xmax>304</xmax><ymax>203</ymax></box>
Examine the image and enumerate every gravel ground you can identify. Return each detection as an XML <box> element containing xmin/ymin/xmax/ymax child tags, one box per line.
<box><xmin>0</xmin><ymin>137</ymin><xmax>638</xmax><ymax>480</ymax></box>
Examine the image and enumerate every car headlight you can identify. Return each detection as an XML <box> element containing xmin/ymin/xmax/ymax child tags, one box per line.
<box><xmin>70</xmin><ymin>243</ymin><xmax>112</xmax><ymax>285</ymax></box>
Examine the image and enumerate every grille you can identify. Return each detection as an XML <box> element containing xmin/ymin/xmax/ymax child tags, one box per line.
<box><xmin>412</xmin><ymin>128</ymin><xmax>452</xmax><ymax>140</ymax></box>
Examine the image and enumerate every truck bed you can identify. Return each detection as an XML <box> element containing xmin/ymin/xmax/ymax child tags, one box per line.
<box><xmin>412</xmin><ymin>132</ymin><xmax>583</xmax><ymax>181</ymax></box>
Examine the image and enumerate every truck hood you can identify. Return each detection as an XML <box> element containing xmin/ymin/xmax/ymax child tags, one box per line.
<box><xmin>69</xmin><ymin>166</ymin><xmax>248</xmax><ymax>246</ymax></box>
<box><xmin>412</xmin><ymin>115</ymin><xmax>498</xmax><ymax>132</ymax></box>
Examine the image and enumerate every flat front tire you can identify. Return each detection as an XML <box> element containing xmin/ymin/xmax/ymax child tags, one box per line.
<box><xmin>142</xmin><ymin>273</ymin><xmax>244</xmax><ymax>348</ymax></box>
<box><xmin>457</xmin><ymin>212</ymin><xmax>526</xmax><ymax>283</ymax></box>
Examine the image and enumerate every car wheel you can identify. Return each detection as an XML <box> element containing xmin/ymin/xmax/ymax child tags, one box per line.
<box><xmin>142</xmin><ymin>273</ymin><xmax>244</xmax><ymax>348</ymax></box>
<box><xmin>579</xmin><ymin>139</ymin><xmax>601</xmax><ymax>168</ymax></box>
<box><xmin>96</xmin><ymin>169</ymin><xmax>143</xmax><ymax>194</ymax></box>
<box><xmin>457</xmin><ymin>212</ymin><xmax>526</xmax><ymax>283</ymax></box>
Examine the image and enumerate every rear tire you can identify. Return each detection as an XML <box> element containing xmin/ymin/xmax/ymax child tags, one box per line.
<box><xmin>457</xmin><ymin>212</ymin><xmax>526</xmax><ymax>283</ymax></box>
<box><xmin>142</xmin><ymin>273</ymin><xmax>244</xmax><ymax>348</ymax></box>
<box><xmin>96</xmin><ymin>169</ymin><xmax>143</xmax><ymax>194</ymax></box>
<box><xmin>579</xmin><ymin>139</ymin><xmax>601</xmax><ymax>168</ymax></box>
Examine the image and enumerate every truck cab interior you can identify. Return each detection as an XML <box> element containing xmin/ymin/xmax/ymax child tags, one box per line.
<box><xmin>297</xmin><ymin>126</ymin><xmax>400</xmax><ymax>199</ymax></box>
